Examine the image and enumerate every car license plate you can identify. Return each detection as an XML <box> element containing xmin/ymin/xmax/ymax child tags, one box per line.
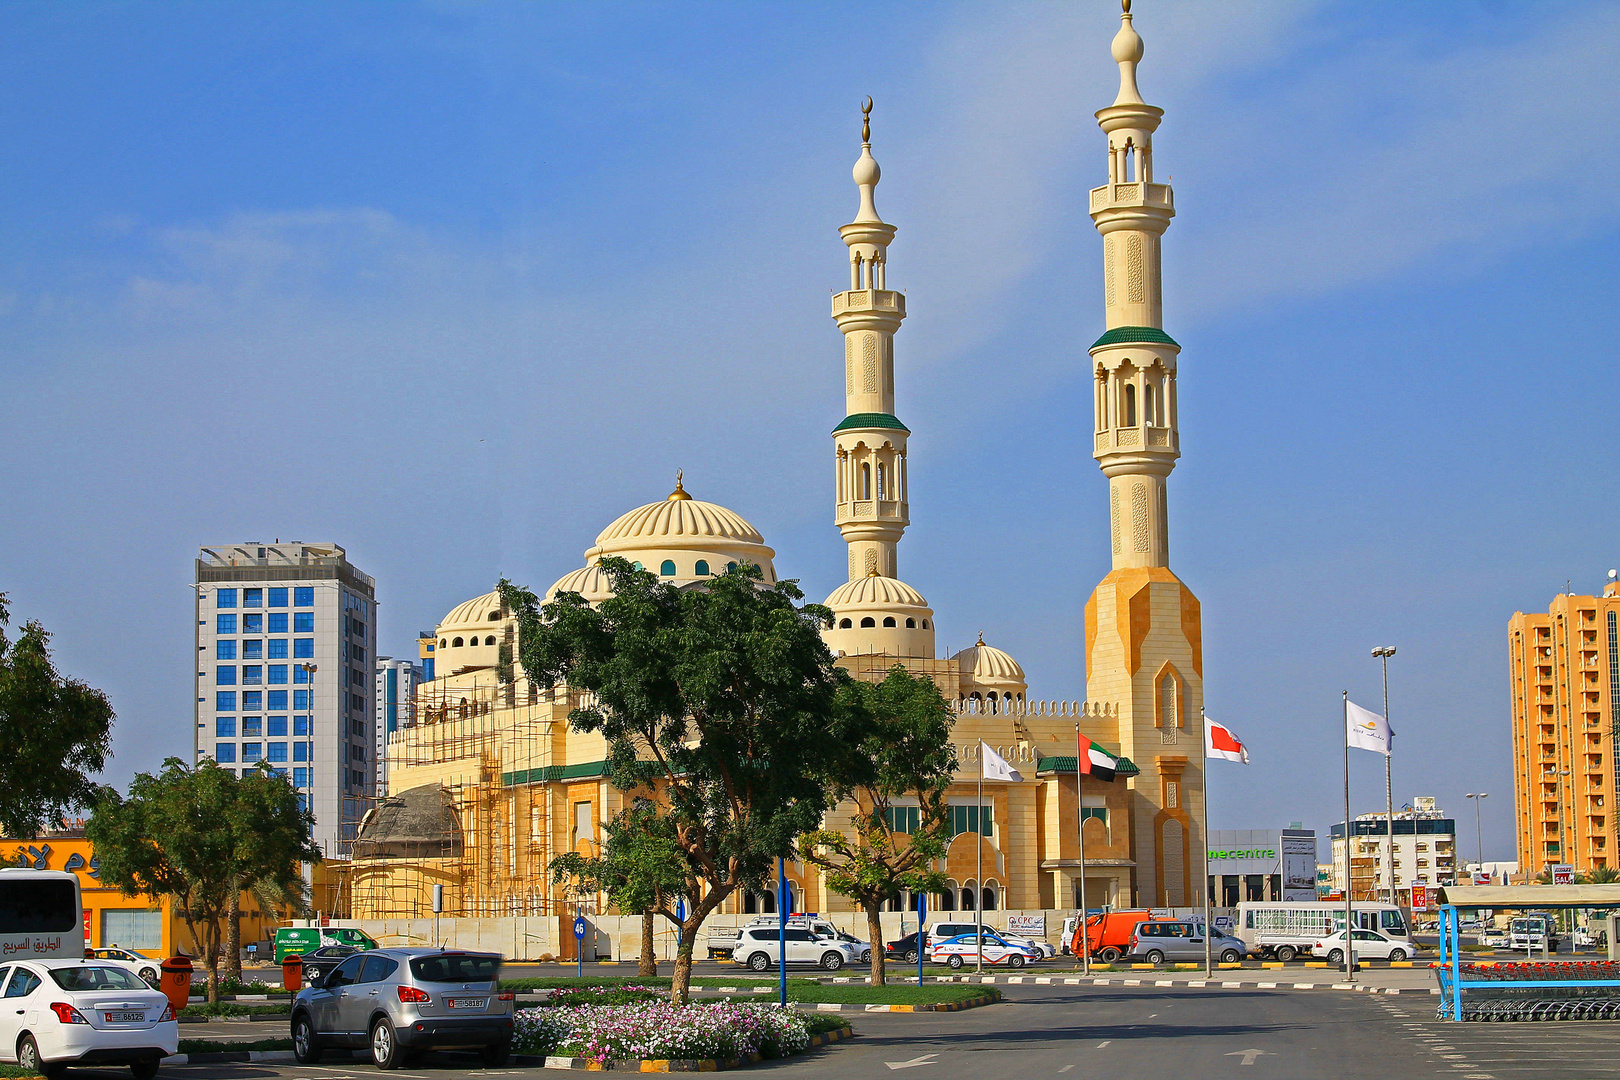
<box><xmin>447</xmin><ymin>997</ymin><xmax>487</xmax><ymax>1010</ymax></box>
<box><xmin>106</xmin><ymin>1011</ymin><xmax>144</xmax><ymax>1023</ymax></box>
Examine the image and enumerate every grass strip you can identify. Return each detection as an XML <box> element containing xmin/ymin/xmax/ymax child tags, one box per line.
<box><xmin>0</xmin><ymin>1067</ymin><xmax>42</xmax><ymax>1079</ymax></box>
<box><xmin>178</xmin><ymin>1002</ymin><xmax>293</xmax><ymax>1019</ymax></box>
<box><xmin>178</xmin><ymin>1039</ymin><xmax>292</xmax><ymax>1055</ymax></box>
<box><xmin>804</xmin><ymin>1016</ymin><xmax>853</xmax><ymax>1036</ymax></box>
<box><xmin>501</xmin><ymin>975</ymin><xmax>822</xmax><ymax>992</ymax></box>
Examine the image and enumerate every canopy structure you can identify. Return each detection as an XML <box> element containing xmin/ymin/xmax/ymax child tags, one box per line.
<box><xmin>1435</xmin><ymin>885</ymin><xmax>1620</xmax><ymax>910</ymax></box>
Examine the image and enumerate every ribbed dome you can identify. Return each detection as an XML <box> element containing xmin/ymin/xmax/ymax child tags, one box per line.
<box><xmin>824</xmin><ymin>574</ymin><xmax>930</xmax><ymax>610</ymax></box>
<box><xmin>594</xmin><ymin>499</ymin><xmax>764</xmax><ymax>548</ymax></box>
<box><xmin>545</xmin><ymin>565</ymin><xmax>615</xmax><ymax>605</ymax></box>
<box><xmin>439</xmin><ymin>590</ymin><xmax>504</xmax><ymax>631</ymax></box>
<box><xmin>951</xmin><ymin>639</ymin><xmax>1027</xmax><ymax>691</ymax></box>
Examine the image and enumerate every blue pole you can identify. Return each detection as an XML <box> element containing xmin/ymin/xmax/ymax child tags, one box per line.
<box><xmin>577</xmin><ymin>904</ymin><xmax>584</xmax><ymax>979</ymax></box>
<box><xmin>778</xmin><ymin>858</ymin><xmax>787</xmax><ymax>1006</ymax></box>
<box><xmin>917</xmin><ymin>891</ymin><xmax>927</xmax><ymax>987</ymax></box>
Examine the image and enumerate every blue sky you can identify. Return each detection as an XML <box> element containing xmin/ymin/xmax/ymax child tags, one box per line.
<box><xmin>4</xmin><ymin>0</ymin><xmax>1619</xmax><ymax>865</ymax></box>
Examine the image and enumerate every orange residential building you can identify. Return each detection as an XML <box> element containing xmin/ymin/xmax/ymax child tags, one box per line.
<box><xmin>1508</xmin><ymin>576</ymin><xmax>1620</xmax><ymax>876</ymax></box>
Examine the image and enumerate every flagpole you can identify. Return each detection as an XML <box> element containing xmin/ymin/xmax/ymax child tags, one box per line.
<box><xmin>1342</xmin><ymin>691</ymin><xmax>1355</xmax><ymax>983</ymax></box>
<box><xmin>1075</xmin><ymin>723</ymin><xmax>1090</xmax><ymax>977</ymax></box>
<box><xmin>976</xmin><ymin>743</ymin><xmax>984</xmax><ymax>974</ymax></box>
<box><xmin>1201</xmin><ymin>708</ymin><xmax>1212</xmax><ymax>979</ymax></box>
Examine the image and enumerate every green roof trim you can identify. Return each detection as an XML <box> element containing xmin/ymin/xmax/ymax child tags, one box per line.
<box><xmin>1035</xmin><ymin>754</ymin><xmax>1140</xmax><ymax>779</ymax></box>
<box><xmin>1091</xmin><ymin>326</ymin><xmax>1180</xmax><ymax>350</ymax></box>
<box><xmin>832</xmin><ymin>412</ymin><xmax>910</xmax><ymax>434</ymax></box>
<box><xmin>502</xmin><ymin>760</ymin><xmax>608</xmax><ymax>787</ymax></box>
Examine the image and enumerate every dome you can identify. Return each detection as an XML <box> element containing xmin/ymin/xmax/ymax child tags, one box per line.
<box><xmin>584</xmin><ymin>478</ymin><xmax>776</xmax><ymax>580</ymax></box>
<box><xmin>352</xmin><ymin>785</ymin><xmax>463</xmax><ymax>860</ymax></box>
<box><xmin>824</xmin><ymin>574</ymin><xmax>929</xmax><ymax>610</ymax></box>
<box><xmin>952</xmin><ymin>636</ymin><xmax>1027</xmax><ymax>696</ymax></box>
<box><xmin>439</xmin><ymin>590</ymin><xmax>504</xmax><ymax>631</ymax></box>
<box><xmin>545</xmin><ymin>565</ymin><xmax>615</xmax><ymax>606</ymax></box>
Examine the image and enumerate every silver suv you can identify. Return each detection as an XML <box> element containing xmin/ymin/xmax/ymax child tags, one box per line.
<box><xmin>290</xmin><ymin>948</ymin><xmax>514</xmax><ymax>1069</ymax></box>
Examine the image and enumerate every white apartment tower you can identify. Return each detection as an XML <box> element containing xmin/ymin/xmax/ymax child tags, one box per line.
<box><xmin>193</xmin><ymin>542</ymin><xmax>378</xmax><ymax>859</ymax></box>
<box><xmin>373</xmin><ymin>656</ymin><xmax>422</xmax><ymax>798</ymax></box>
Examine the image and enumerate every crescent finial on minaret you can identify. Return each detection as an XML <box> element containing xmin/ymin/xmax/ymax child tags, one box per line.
<box><xmin>1122</xmin><ymin>0</ymin><xmax>1131</xmax><ymax>11</ymax></box>
<box><xmin>861</xmin><ymin>97</ymin><xmax>873</xmax><ymax>144</ymax></box>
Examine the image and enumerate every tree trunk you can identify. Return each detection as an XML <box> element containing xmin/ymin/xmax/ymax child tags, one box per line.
<box><xmin>866</xmin><ymin>904</ymin><xmax>887</xmax><ymax>986</ymax></box>
<box><xmin>639</xmin><ymin>910</ymin><xmax>657</xmax><ymax>977</ymax></box>
<box><xmin>671</xmin><ymin>919</ymin><xmax>697</xmax><ymax>1005</ymax></box>
<box><xmin>224</xmin><ymin>893</ymin><xmax>241</xmax><ymax>983</ymax></box>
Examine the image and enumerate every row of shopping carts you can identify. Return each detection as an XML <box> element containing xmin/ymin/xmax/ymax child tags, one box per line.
<box><xmin>1436</xmin><ymin>961</ymin><xmax>1620</xmax><ymax>1021</ymax></box>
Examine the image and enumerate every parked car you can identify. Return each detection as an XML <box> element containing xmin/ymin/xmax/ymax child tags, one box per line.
<box><xmin>0</xmin><ymin>957</ymin><xmax>178</xmax><ymax>1079</ymax></box>
<box><xmin>731</xmin><ymin>928</ymin><xmax>859</xmax><ymax>972</ymax></box>
<box><xmin>1126</xmin><ymin>921</ymin><xmax>1250</xmax><ymax>965</ymax></box>
<box><xmin>296</xmin><ymin>945</ymin><xmax>361</xmax><ymax>986</ymax></box>
<box><xmin>926</xmin><ymin>921</ymin><xmax>1049</xmax><ymax>960</ymax></box>
<box><xmin>1310</xmin><ymin>929</ymin><xmax>1416</xmax><ymax>964</ymax></box>
<box><xmin>89</xmin><ymin>949</ymin><xmax>160</xmax><ymax>988</ymax></box>
<box><xmin>929</xmin><ymin>931</ymin><xmax>1037</xmax><ymax>970</ymax></box>
<box><xmin>707</xmin><ymin>916</ymin><xmax>848</xmax><ymax>961</ymax></box>
<box><xmin>885</xmin><ymin>933</ymin><xmax>925</xmax><ymax>965</ymax></box>
<box><xmin>1478</xmin><ymin>926</ymin><xmax>1511</xmax><ymax>949</ymax></box>
<box><xmin>290</xmin><ymin>948</ymin><xmax>514</xmax><ymax>1069</ymax></box>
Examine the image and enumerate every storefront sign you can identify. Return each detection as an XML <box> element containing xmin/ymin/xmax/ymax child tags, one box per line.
<box><xmin>1007</xmin><ymin>915</ymin><xmax>1046</xmax><ymax>936</ymax></box>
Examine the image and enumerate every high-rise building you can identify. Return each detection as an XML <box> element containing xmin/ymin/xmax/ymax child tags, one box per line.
<box><xmin>1508</xmin><ymin>575</ymin><xmax>1620</xmax><ymax>876</ymax></box>
<box><xmin>1329</xmin><ymin>800</ymin><xmax>1457</xmax><ymax>902</ymax></box>
<box><xmin>193</xmin><ymin>542</ymin><xmax>378</xmax><ymax>858</ymax></box>
<box><xmin>374</xmin><ymin>656</ymin><xmax>423</xmax><ymax>797</ymax></box>
<box><xmin>1080</xmin><ymin>3</ymin><xmax>1206</xmax><ymax>907</ymax></box>
<box><xmin>417</xmin><ymin>632</ymin><xmax>437</xmax><ymax>681</ymax></box>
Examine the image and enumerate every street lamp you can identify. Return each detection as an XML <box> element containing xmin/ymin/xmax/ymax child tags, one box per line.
<box><xmin>1371</xmin><ymin>647</ymin><xmax>1397</xmax><ymax>903</ymax></box>
<box><xmin>1464</xmin><ymin>793</ymin><xmax>1488</xmax><ymax>876</ymax></box>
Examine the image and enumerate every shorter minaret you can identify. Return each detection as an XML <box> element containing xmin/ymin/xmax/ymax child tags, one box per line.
<box><xmin>831</xmin><ymin>99</ymin><xmax>910</xmax><ymax>582</ymax></box>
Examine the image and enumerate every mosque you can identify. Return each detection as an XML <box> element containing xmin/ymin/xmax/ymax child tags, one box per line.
<box><xmin>352</xmin><ymin>4</ymin><xmax>1206</xmax><ymax>925</ymax></box>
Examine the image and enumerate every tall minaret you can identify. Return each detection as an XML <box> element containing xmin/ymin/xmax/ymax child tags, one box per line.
<box><xmin>1082</xmin><ymin>2</ymin><xmax>1205</xmax><ymax>909</ymax></box>
<box><xmin>831</xmin><ymin>99</ymin><xmax>910</xmax><ymax>583</ymax></box>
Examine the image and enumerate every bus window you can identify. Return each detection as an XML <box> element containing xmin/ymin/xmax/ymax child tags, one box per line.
<box><xmin>1380</xmin><ymin>909</ymin><xmax>1408</xmax><ymax>936</ymax></box>
<box><xmin>1245</xmin><ymin>911</ymin><xmax>1254</xmax><ymax>929</ymax></box>
<box><xmin>0</xmin><ymin>876</ymin><xmax>79</xmax><ymax>933</ymax></box>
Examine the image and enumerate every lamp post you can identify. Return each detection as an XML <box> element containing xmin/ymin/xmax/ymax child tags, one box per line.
<box><xmin>1465</xmin><ymin>793</ymin><xmax>1488</xmax><ymax>875</ymax></box>
<box><xmin>1371</xmin><ymin>647</ymin><xmax>1397</xmax><ymax>903</ymax></box>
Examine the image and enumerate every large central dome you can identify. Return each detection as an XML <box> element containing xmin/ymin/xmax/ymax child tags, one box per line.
<box><xmin>584</xmin><ymin>477</ymin><xmax>776</xmax><ymax>580</ymax></box>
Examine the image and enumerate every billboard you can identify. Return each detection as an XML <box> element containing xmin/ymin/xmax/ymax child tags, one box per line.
<box><xmin>1410</xmin><ymin>884</ymin><xmax>1429</xmax><ymax>910</ymax></box>
<box><xmin>1281</xmin><ymin>833</ymin><xmax>1318</xmax><ymax>902</ymax></box>
<box><xmin>1551</xmin><ymin>864</ymin><xmax>1575</xmax><ymax>886</ymax></box>
<box><xmin>1471</xmin><ymin>870</ymin><xmax>1492</xmax><ymax>886</ymax></box>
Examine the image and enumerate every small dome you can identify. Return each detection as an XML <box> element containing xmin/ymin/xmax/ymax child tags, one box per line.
<box><xmin>352</xmin><ymin>785</ymin><xmax>463</xmax><ymax>860</ymax></box>
<box><xmin>952</xmin><ymin>636</ymin><xmax>1027</xmax><ymax>695</ymax></box>
<box><xmin>545</xmin><ymin>565</ymin><xmax>615</xmax><ymax>606</ymax></box>
<box><xmin>439</xmin><ymin>590</ymin><xmax>503</xmax><ymax>631</ymax></box>
<box><xmin>824</xmin><ymin>574</ymin><xmax>929</xmax><ymax>610</ymax></box>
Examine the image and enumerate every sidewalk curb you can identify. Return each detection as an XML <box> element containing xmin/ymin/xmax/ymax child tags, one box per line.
<box><xmin>515</xmin><ymin>1025</ymin><xmax>854</xmax><ymax>1071</ymax></box>
<box><xmin>168</xmin><ymin>1050</ymin><xmax>296</xmax><ymax>1065</ymax></box>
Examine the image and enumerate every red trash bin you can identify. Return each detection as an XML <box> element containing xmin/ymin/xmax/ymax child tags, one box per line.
<box><xmin>282</xmin><ymin>953</ymin><xmax>303</xmax><ymax>993</ymax></box>
<box><xmin>159</xmin><ymin>956</ymin><xmax>193</xmax><ymax>1015</ymax></box>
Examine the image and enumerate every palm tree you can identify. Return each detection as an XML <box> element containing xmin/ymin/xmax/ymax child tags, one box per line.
<box><xmin>1579</xmin><ymin>865</ymin><xmax>1620</xmax><ymax>885</ymax></box>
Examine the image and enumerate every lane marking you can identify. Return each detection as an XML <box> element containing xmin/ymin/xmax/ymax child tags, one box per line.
<box><xmin>885</xmin><ymin>1053</ymin><xmax>938</xmax><ymax>1070</ymax></box>
<box><xmin>1095</xmin><ymin>1042</ymin><xmax>1110</xmax><ymax>1049</ymax></box>
<box><xmin>1060</xmin><ymin>1064</ymin><xmax>1077</xmax><ymax>1071</ymax></box>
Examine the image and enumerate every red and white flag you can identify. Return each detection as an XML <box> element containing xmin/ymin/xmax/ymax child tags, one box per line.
<box><xmin>1205</xmin><ymin>716</ymin><xmax>1249</xmax><ymax>764</ymax></box>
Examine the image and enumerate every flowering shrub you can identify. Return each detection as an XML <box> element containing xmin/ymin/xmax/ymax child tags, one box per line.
<box><xmin>545</xmin><ymin>984</ymin><xmax>665</xmax><ymax>1007</ymax></box>
<box><xmin>513</xmin><ymin>1000</ymin><xmax>813</xmax><ymax>1062</ymax></box>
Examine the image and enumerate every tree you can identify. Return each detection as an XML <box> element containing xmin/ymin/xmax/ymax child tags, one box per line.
<box><xmin>1580</xmin><ymin>866</ymin><xmax>1620</xmax><ymax>885</ymax></box>
<box><xmin>548</xmin><ymin>799</ymin><xmax>687</xmax><ymax>977</ymax></box>
<box><xmin>87</xmin><ymin>759</ymin><xmax>320</xmax><ymax>1002</ymax></box>
<box><xmin>800</xmin><ymin>666</ymin><xmax>956</xmax><ymax>985</ymax></box>
<box><xmin>0</xmin><ymin>593</ymin><xmax>114</xmax><ymax>836</ymax></box>
<box><xmin>502</xmin><ymin>559</ymin><xmax>853</xmax><ymax>1003</ymax></box>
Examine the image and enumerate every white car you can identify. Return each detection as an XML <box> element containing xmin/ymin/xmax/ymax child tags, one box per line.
<box><xmin>927</xmin><ymin>921</ymin><xmax>1050</xmax><ymax>959</ymax></box>
<box><xmin>87</xmin><ymin>950</ymin><xmax>160</xmax><ymax>988</ymax></box>
<box><xmin>733</xmin><ymin>928</ymin><xmax>860</xmax><ymax>971</ymax></box>
<box><xmin>1310</xmin><ymin>929</ymin><xmax>1417</xmax><ymax>963</ymax></box>
<box><xmin>929</xmin><ymin>932</ymin><xmax>1037</xmax><ymax>970</ymax></box>
<box><xmin>0</xmin><ymin>958</ymin><xmax>178</xmax><ymax>1078</ymax></box>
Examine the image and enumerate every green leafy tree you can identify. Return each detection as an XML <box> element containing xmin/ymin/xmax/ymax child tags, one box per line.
<box><xmin>87</xmin><ymin>759</ymin><xmax>319</xmax><ymax>1002</ymax></box>
<box><xmin>502</xmin><ymin>559</ymin><xmax>852</xmax><ymax>1003</ymax></box>
<box><xmin>548</xmin><ymin>799</ymin><xmax>687</xmax><ymax>977</ymax></box>
<box><xmin>0</xmin><ymin>593</ymin><xmax>114</xmax><ymax>836</ymax></box>
<box><xmin>800</xmin><ymin>666</ymin><xmax>956</xmax><ymax>985</ymax></box>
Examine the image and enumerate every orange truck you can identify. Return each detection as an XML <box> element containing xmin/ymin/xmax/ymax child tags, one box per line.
<box><xmin>1071</xmin><ymin>910</ymin><xmax>1163</xmax><ymax>962</ymax></box>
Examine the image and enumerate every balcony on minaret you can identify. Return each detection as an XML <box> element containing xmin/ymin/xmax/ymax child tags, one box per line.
<box><xmin>1095</xmin><ymin>425</ymin><xmax>1174</xmax><ymax>452</ymax></box>
<box><xmin>832</xmin><ymin>289</ymin><xmax>905</xmax><ymax>318</ymax></box>
<box><xmin>1089</xmin><ymin>181</ymin><xmax>1173</xmax><ymax>215</ymax></box>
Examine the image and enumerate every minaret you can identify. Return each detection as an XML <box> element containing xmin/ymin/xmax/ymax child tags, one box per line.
<box><xmin>831</xmin><ymin>99</ymin><xmax>910</xmax><ymax>583</ymax></box>
<box><xmin>1082</xmin><ymin>2</ymin><xmax>1205</xmax><ymax>909</ymax></box>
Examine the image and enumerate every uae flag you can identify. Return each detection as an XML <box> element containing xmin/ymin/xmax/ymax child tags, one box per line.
<box><xmin>1075</xmin><ymin>732</ymin><xmax>1119</xmax><ymax>782</ymax></box>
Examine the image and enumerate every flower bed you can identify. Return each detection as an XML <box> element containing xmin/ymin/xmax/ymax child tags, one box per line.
<box><xmin>513</xmin><ymin>1000</ymin><xmax>812</xmax><ymax>1063</ymax></box>
<box><xmin>544</xmin><ymin>984</ymin><xmax>666</xmax><ymax>1007</ymax></box>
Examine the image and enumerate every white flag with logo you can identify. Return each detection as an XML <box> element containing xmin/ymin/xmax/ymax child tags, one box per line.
<box><xmin>1346</xmin><ymin>700</ymin><xmax>1392</xmax><ymax>756</ymax></box>
<box><xmin>980</xmin><ymin>741</ymin><xmax>1024</xmax><ymax>783</ymax></box>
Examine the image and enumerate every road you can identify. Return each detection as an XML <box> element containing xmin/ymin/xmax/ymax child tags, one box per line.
<box><xmin>153</xmin><ymin>981</ymin><xmax>1620</xmax><ymax>1080</ymax></box>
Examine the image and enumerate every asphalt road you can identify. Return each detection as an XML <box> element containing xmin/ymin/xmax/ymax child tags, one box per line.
<box><xmin>134</xmin><ymin>981</ymin><xmax>1620</xmax><ymax>1080</ymax></box>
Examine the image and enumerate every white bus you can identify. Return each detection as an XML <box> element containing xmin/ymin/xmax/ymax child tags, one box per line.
<box><xmin>1235</xmin><ymin>902</ymin><xmax>1409</xmax><ymax>961</ymax></box>
<box><xmin>0</xmin><ymin>869</ymin><xmax>83</xmax><ymax>958</ymax></box>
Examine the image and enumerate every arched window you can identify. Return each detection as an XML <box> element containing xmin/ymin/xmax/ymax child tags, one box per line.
<box><xmin>876</xmin><ymin>462</ymin><xmax>888</xmax><ymax>501</ymax></box>
<box><xmin>726</xmin><ymin>562</ymin><xmax>737</xmax><ymax>572</ymax></box>
<box><xmin>1123</xmin><ymin>383</ymin><xmax>1137</xmax><ymax>427</ymax></box>
<box><xmin>440</xmin><ymin>639</ymin><xmax>447</xmax><ymax>648</ymax></box>
<box><xmin>883</xmin><ymin>616</ymin><xmax>896</xmax><ymax>627</ymax></box>
<box><xmin>695</xmin><ymin>560</ymin><xmax>710</xmax><ymax>576</ymax></box>
<box><xmin>859</xmin><ymin>462</ymin><xmax>871</xmax><ymax>500</ymax></box>
<box><xmin>452</xmin><ymin>637</ymin><xmax>464</xmax><ymax>648</ymax></box>
<box><xmin>906</xmin><ymin>618</ymin><xmax>916</xmax><ymax>628</ymax></box>
<box><xmin>860</xmin><ymin>617</ymin><xmax>876</xmax><ymax>628</ymax></box>
<box><xmin>488</xmin><ymin>611</ymin><xmax>500</xmax><ymax>621</ymax></box>
<box><xmin>1144</xmin><ymin>382</ymin><xmax>1156</xmax><ymax>425</ymax></box>
<box><xmin>939</xmin><ymin>884</ymin><xmax>957</xmax><ymax>912</ymax></box>
<box><xmin>921</xmin><ymin>620</ymin><xmax>929</xmax><ymax>629</ymax></box>
<box><xmin>484</xmin><ymin>635</ymin><xmax>496</xmax><ymax>646</ymax></box>
<box><xmin>961</xmin><ymin>883</ymin><xmax>976</xmax><ymax>911</ymax></box>
<box><xmin>839</xmin><ymin>618</ymin><xmax>852</xmax><ymax>629</ymax></box>
<box><xmin>981</xmin><ymin>885</ymin><xmax>998</xmax><ymax>911</ymax></box>
<box><xmin>660</xmin><ymin>560</ymin><xmax>676</xmax><ymax>577</ymax></box>
<box><xmin>631</xmin><ymin>561</ymin><xmax>643</xmax><ymax>571</ymax></box>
